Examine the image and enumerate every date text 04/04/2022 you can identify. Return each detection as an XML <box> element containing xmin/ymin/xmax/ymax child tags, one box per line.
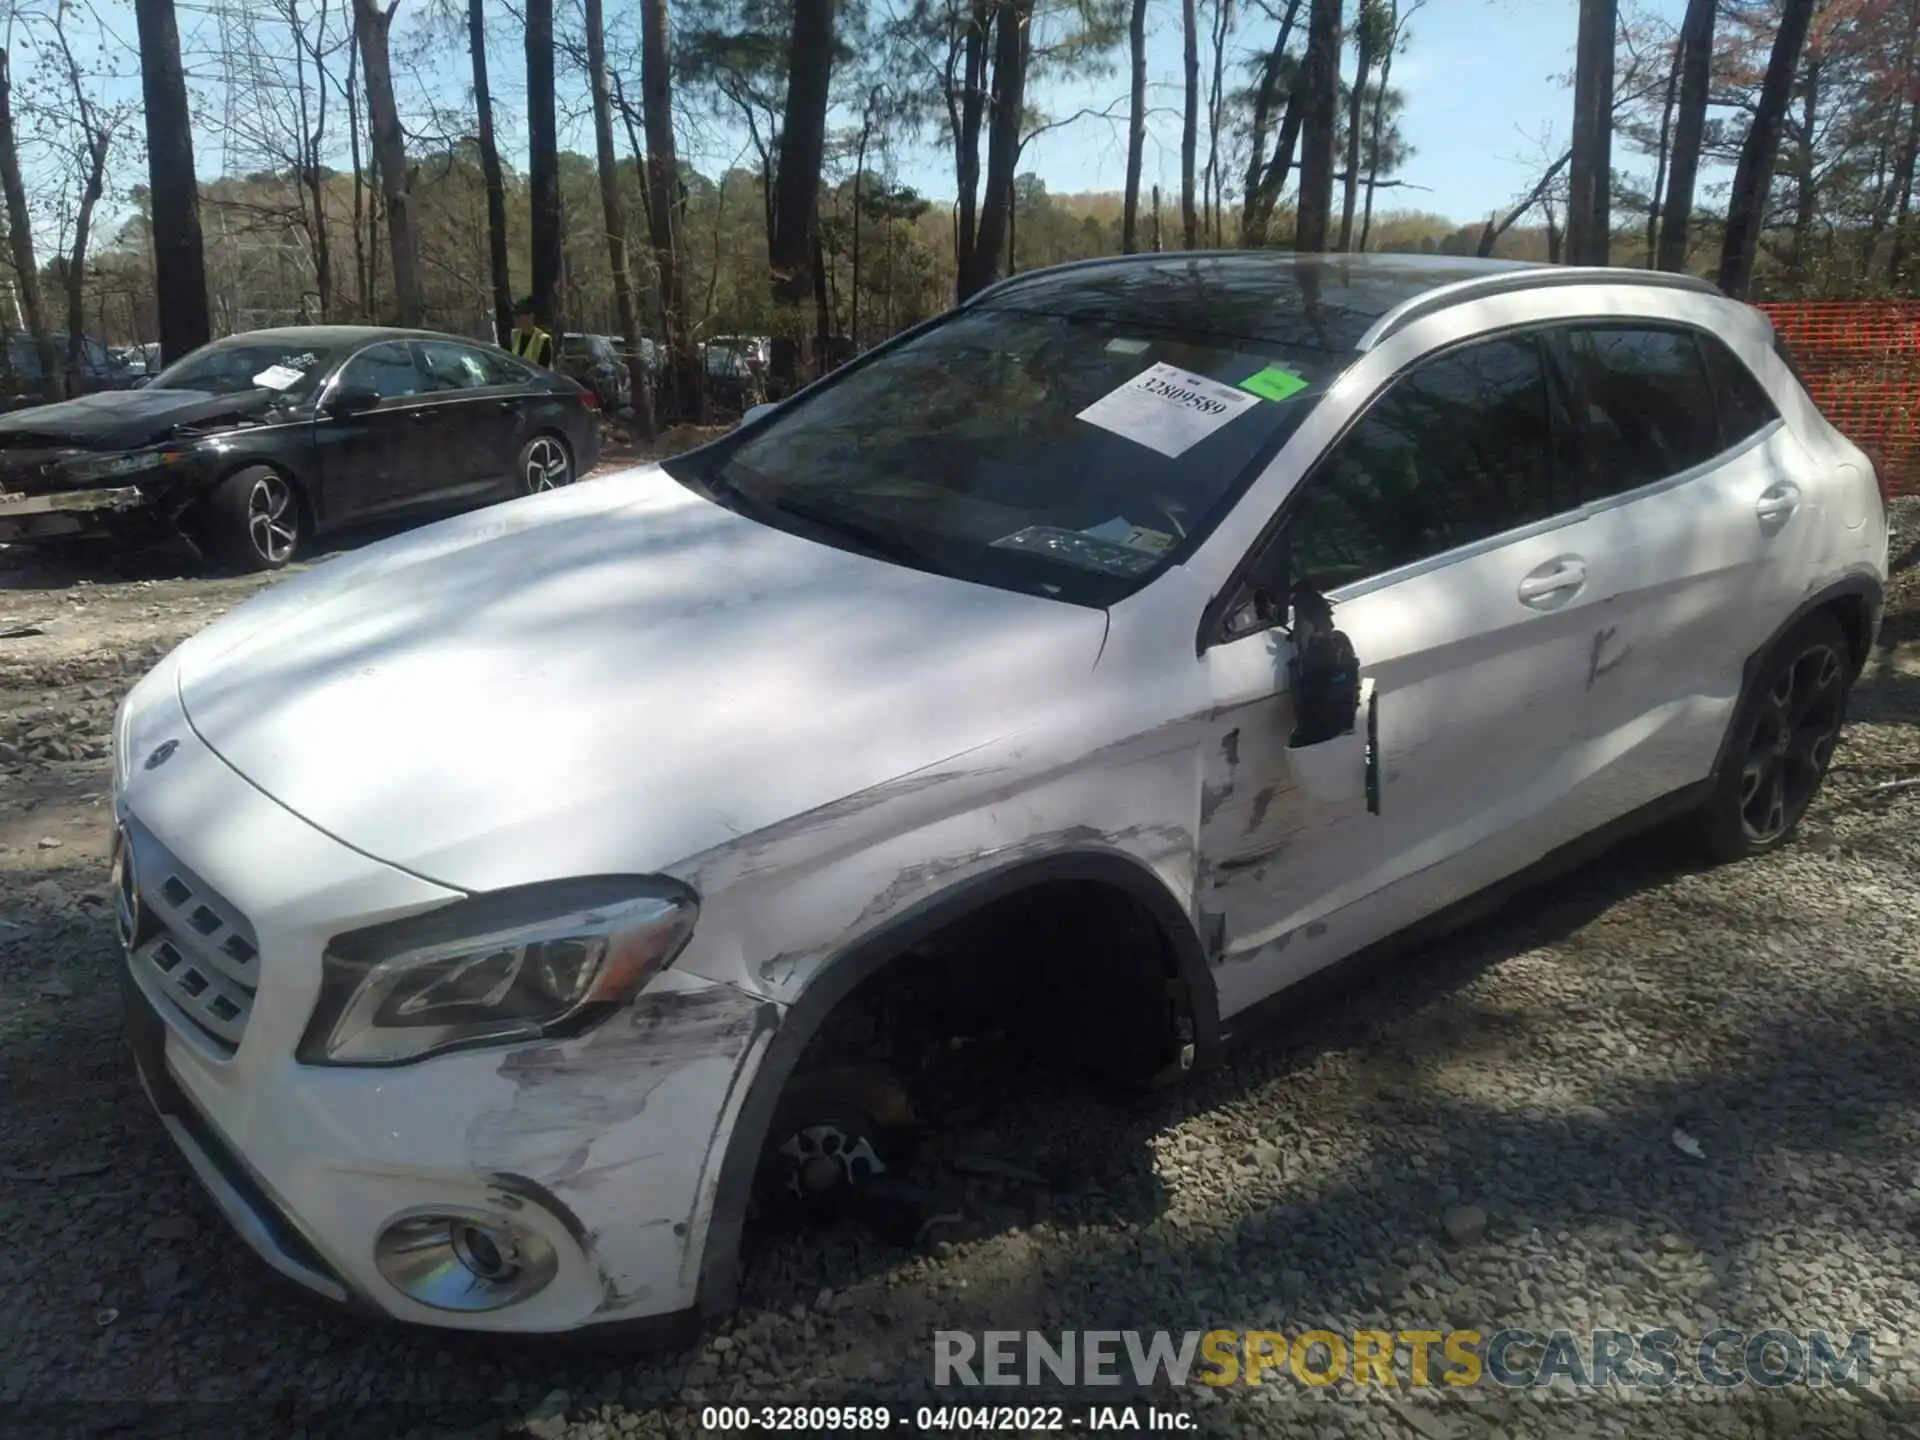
<box><xmin>698</xmin><ymin>1404</ymin><xmax>1197</xmax><ymax>1431</ymax></box>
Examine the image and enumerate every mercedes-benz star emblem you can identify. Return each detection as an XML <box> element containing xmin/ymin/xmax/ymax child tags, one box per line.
<box><xmin>144</xmin><ymin>740</ymin><xmax>179</xmax><ymax>772</ymax></box>
<box><xmin>111</xmin><ymin>828</ymin><xmax>140</xmax><ymax>952</ymax></box>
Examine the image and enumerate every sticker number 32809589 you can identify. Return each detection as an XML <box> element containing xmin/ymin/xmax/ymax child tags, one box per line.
<box><xmin>1076</xmin><ymin>361</ymin><xmax>1261</xmax><ymax>458</ymax></box>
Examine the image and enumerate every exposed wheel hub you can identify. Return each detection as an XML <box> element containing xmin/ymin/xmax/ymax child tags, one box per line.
<box><xmin>776</xmin><ymin>1123</ymin><xmax>887</xmax><ymax>1200</ymax></box>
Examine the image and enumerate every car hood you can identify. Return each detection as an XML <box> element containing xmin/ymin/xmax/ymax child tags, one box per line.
<box><xmin>173</xmin><ymin>465</ymin><xmax>1109</xmax><ymax>893</ymax></box>
<box><xmin>0</xmin><ymin>387</ymin><xmax>273</xmax><ymax>451</ymax></box>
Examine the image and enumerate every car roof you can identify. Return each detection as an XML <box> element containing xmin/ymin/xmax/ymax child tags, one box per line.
<box><xmin>210</xmin><ymin>325</ymin><xmax>489</xmax><ymax>350</ymax></box>
<box><xmin>971</xmin><ymin>252</ymin><xmax>1722</xmax><ymax>356</ymax></box>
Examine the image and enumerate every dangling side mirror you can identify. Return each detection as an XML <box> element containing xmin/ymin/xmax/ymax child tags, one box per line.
<box><xmin>1282</xmin><ymin>574</ymin><xmax>1380</xmax><ymax>814</ymax></box>
<box><xmin>740</xmin><ymin>401</ymin><xmax>777</xmax><ymax>428</ymax></box>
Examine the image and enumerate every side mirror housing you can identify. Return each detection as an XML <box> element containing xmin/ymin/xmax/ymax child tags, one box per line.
<box><xmin>741</xmin><ymin>402</ymin><xmax>776</xmax><ymax>427</ymax></box>
<box><xmin>325</xmin><ymin>385</ymin><xmax>381</xmax><ymax>417</ymax></box>
<box><xmin>128</xmin><ymin>374</ymin><xmax>152</xmax><ymax>390</ymax></box>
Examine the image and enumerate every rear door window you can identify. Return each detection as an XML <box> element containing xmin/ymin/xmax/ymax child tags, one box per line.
<box><xmin>1281</xmin><ymin>333</ymin><xmax>1575</xmax><ymax>592</ymax></box>
<box><xmin>418</xmin><ymin>341</ymin><xmax>495</xmax><ymax>391</ymax></box>
<box><xmin>1699</xmin><ymin>334</ymin><xmax>1780</xmax><ymax>448</ymax></box>
<box><xmin>1561</xmin><ymin>326</ymin><xmax>1723</xmax><ymax>498</ymax></box>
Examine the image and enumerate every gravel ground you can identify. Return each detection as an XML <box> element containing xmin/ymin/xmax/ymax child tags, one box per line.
<box><xmin>1</xmin><ymin>500</ymin><xmax>1916</xmax><ymax>1440</ymax></box>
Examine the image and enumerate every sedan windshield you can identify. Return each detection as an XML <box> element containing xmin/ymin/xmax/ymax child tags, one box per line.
<box><xmin>154</xmin><ymin>341</ymin><xmax>336</xmax><ymax>397</ymax></box>
<box><xmin>673</xmin><ymin>305</ymin><xmax>1338</xmax><ymax>606</ymax></box>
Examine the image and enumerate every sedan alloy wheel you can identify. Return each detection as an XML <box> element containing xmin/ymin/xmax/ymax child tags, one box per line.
<box><xmin>520</xmin><ymin>436</ymin><xmax>573</xmax><ymax>494</ymax></box>
<box><xmin>248</xmin><ymin>473</ymin><xmax>300</xmax><ymax>566</ymax></box>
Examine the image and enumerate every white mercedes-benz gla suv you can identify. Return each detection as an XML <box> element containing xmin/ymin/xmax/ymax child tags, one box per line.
<box><xmin>110</xmin><ymin>254</ymin><xmax>1888</xmax><ymax>1339</ymax></box>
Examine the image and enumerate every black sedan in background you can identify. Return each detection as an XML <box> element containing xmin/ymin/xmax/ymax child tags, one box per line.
<box><xmin>0</xmin><ymin>325</ymin><xmax>602</xmax><ymax>571</ymax></box>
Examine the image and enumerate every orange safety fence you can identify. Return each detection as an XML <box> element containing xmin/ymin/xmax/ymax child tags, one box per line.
<box><xmin>1758</xmin><ymin>301</ymin><xmax>1920</xmax><ymax>500</ymax></box>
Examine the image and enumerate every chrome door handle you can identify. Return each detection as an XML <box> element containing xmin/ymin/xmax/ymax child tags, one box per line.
<box><xmin>1518</xmin><ymin>558</ymin><xmax>1587</xmax><ymax>606</ymax></box>
<box><xmin>1755</xmin><ymin>483</ymin><xmax>1801</xmax><ymax>521</ymax></box>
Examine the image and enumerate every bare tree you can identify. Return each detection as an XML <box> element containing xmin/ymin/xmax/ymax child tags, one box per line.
<box><xmin>1718</xmin><ymin>0</ymin><xmax>1818</xmax><ymax>298</ymax></box>
<box><xmin>583</xmin><ymin>0</ymin><xmax>652</xmax><ymax>432</ymax></box>
<box><xmin>1360</xmin><ymin>0</ymin><xmax>1421</xmax><ymax>252</ymax></box>
<box><xmin>1566</xmin><ymin>0</ymin><xmax>1617</xmax><ymax>265</ymax></box>
<box><xmin>526</xmin><ymin>0</ymin><xmax>561</xmax><ymax>329</ymax></box>
<box><xmin>642</xmin><ymin>0</ymin><xmax>699</xmax><ymax>417</ymax></box>
<box><xmin>287</xmin><ymin>0</ymin><xmax>338</xmax><ymax>320</ymax></box>
<box><xmin>1294</xmin><ymin>0</ymin><xmax>1342</xmax><ymax>252</ymax></box>
<box><xmin>1655</xmin><ymin>0</ymin><xmax>1714</xmax><ymax>272</ymax></box>
<box><xmin>1122</xmin><ymin>0</ymin><xmax>1147</xmax><ymax>252</ymax></box>
<box><xmin>353</xmin><ymin>0</ymin><xmax>423</xmax><ymax>324</ymax></box>
<box><xmin>469</xmin><ymin>0</ymin><xmax>513</xmax><ymax>342</ymax></box>
<box><xmin>1202</xmin><ymin>0</ymin><xmax>1233</xmax><ymax>244</ymax></box>
<box><xmin>133</xmin><ymin>0</ymin><xmax>210</xmax><ymax>361</ymax></box>
<box><xmin>1339</xmin><ymin>0</ymin><xmax>1389</xmax><ymax>251</ymax></box>
<box><xmin>1240</xmin><ymin>0</ymin><xmax>1304</xmax><ymax>245</ymax></box>
<box><xmin>0</xmin><ymin>45</ymin><xmax>58</xmax><ymax>395</ymax></box>
<box><xmin>48</xmin><ymin>5</ymin><xmax>123</xmax><ymax>384</ymax></box>
<box><xmin>1181</xmin><ymin>0</ymin><xmax>1199</xmax><ymax>248</ymax></box>
<box><xmin>344</xmin><ymin>13</ymin><xmax>370</xmax><ymax>316</ymax></box>
<box><xmin>1478</xmin><ymin>147</ymin><xmax>1572</xmax><ymax>256</ymax></box>
<box><xmin>769</xmin><ymin>0</ymin><xmax>836</xmax><ymax>391</ymax></box>
<box><xmin>956</xmin><ymin>0</ymin><xmax>1035</xmax><ymax>297</ymax></box>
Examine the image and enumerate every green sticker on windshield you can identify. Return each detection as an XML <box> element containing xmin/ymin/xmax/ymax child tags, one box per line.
<box><xmin>1239</xmin><ymin>365</ymin><xmax>1311</xmax><ymax>403</ymax></box>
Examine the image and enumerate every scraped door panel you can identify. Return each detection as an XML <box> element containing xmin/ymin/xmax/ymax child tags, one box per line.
<box><xmin>1201</xmin><ymin>523</ymin><xmax>1616</xmax><ymax>1017</ymax></box>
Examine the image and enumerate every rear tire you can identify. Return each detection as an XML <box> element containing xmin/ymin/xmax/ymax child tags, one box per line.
<box><xmin>201</xmin><ymin>465</ymin><xmax>301</xmax><ymax>572</ymax></box>
<box><xmin>517</xmin><ymin>434</ymin><xmax>574</xmax><ymax>495</ymax></box>
<box><xmin>1684</xmin><ymin>610</ymin><xmax>1852</xmax><ymax>862</ymax></box>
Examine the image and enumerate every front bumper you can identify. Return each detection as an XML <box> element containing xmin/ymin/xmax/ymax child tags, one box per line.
<box><xmin>113</xmin><ymin>654</ymin><xmax>780</xmax><ymax>1333</ymax></box>
<box><xmin>0</xmin><ymin>483</ymin><xmax>155</xmax><ymax>541</ymax></box>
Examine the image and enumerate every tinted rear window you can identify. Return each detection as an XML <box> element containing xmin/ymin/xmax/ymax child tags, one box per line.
<box><xmin>1564</xmin><ymin>326</ymin><xmax>1722</xmax><ymax>498</ymax></box>
<box><xmin>1700</xmin><ymin>335</ymin><xmax>1780</xmax><ymax>447</ymax></box>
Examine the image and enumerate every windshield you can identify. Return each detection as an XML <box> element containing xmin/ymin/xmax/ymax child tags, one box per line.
<box><xmin>671</xmin><ymin>305</ymin><xmax>1338</xmax><ymax>606</ymax></box>
<box><xmin>154</xmin><ymin>340</ymin><xmax>335</xmax><ymax>397</ymax></box>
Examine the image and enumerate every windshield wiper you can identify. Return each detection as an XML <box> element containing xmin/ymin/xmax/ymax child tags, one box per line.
<box><xmin>763</xmin><ymin>491</ymin><xmax>939</xmax><ymax>569</ymax></box>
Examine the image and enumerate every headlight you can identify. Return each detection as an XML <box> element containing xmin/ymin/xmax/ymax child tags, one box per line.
<box><xmin>297</xmin><ymin>877</ymin><xmax>699</xmax><ymax>1066</ymax></box>
<box><xmin>111</xmin><ymin>692</ymin><xmax>134</xmax><ymax>792</ymax></box>
<box><xmin>65</xmin><ymin>448</ymin><xmax>182</xmax><ymax>484</ymax></box>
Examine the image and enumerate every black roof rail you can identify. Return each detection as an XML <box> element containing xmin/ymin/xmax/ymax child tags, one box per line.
<box><xmin>1355</xmin><ymin>265</ymin><xmax>1725</xmax><ymax>351</ymax></box>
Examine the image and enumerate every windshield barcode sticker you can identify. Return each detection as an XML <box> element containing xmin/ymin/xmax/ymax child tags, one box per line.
<box><xmin>1077</xmin><ymin>362</ymin><xmax>1260</xmax><ymax>457</ymax></box>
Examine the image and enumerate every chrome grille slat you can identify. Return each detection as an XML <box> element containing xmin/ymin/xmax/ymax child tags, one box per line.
<box><xmin>122</xmin><ymin>821</ymin><xmax>259</xmax><ymax>1056</ymax></box>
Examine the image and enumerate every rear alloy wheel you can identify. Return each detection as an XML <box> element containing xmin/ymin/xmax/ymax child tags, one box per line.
<box><xmin>518</xmin><ymin>435</ymin><xmax>573</xmax><ymax>495</ymax></box>
<box><xmin>1688</xmin><ymin>611</ymin><xmax>1852</xmax><ymax>861</ymax></box>
<box><xmin>202</xmin><ymin>465</ymin><xmax>301</xmax><ymax>572</ymax></box>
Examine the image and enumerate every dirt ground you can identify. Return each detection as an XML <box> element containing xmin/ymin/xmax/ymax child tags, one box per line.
<box><xmin>0</xmin><ymin>492</ymin><xmax>1916</xmax><ymax>1439</ymax></box>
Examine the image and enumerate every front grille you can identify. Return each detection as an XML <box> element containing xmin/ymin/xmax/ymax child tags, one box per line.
<box><xmin>122</xmin><ymin>820</ymin><xmax>260</xmax><ymax>1056</ymax></box>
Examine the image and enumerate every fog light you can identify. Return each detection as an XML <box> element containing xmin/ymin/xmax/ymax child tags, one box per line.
<box><xmin>373</xmin><ymin>1208</ymin><xmax>558</xmax><ymax>1312</ymax></box>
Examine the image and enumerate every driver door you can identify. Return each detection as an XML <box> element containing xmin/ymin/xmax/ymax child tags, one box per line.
<box><xmin>317</xmin><ymin>341</ymin><xmax>438</xmax><ymax>521</ymax></box>
<box><xmin>1196</xmin><ymin>330</ymin><xmax>1604</xmax><ymax>1020</ymax></box>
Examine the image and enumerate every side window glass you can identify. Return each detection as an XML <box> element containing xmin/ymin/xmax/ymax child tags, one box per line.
<box><xmin>1566</xmin><ymin>327</ymin><xmax>1721</xmax><ymax>497</ymax></box>
<box><xmin>418</xmin><ymin>341</ymin><xmax>490</xmax><ymax>391</ymax></box>
<box><xmin>338</xmin><ymin>342</ymin><xmax>424</xmax><ymax>400</ymax></box>
<box><xmin>1699</xmin><ymin>334</ymin><xmax>1780</xmax><ymax>448</ymax></box>
<box><xmin>1282</xmin><ymin>335</ymin><xmax>1566</xmax><ymax>593</ymax></box>
<box><xmin>479</xmin><ymin>348</ymin><xmax>533</xmax><ymax>386</ymax></box>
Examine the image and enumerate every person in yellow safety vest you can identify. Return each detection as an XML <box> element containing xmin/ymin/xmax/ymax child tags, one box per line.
<box><xmin>508</xmin><ymin>298</ymin><xmax>554</xmax><ymax>368</ymax></box>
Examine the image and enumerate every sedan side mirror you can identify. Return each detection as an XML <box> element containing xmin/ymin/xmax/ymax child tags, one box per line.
<box><xmin>128</xmin><ymin>374</ymin><xmax>152</xmax><ymax>390</ymax></box>
<box><xmin>325</xmin><ymin>385</ymin><xmax>381</xmax><ymax>417</ymax></box>
<box><xmin>741</xmin><ymin>402</ymin><xmax>777</xmax><ymax>427</ymax></box>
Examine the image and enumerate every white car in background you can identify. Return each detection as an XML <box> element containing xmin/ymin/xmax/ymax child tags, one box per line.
<box><xmin>110</xmin><ymin>253</ymin><xmax>1887</xmax><ymax>1339</ymax></box>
